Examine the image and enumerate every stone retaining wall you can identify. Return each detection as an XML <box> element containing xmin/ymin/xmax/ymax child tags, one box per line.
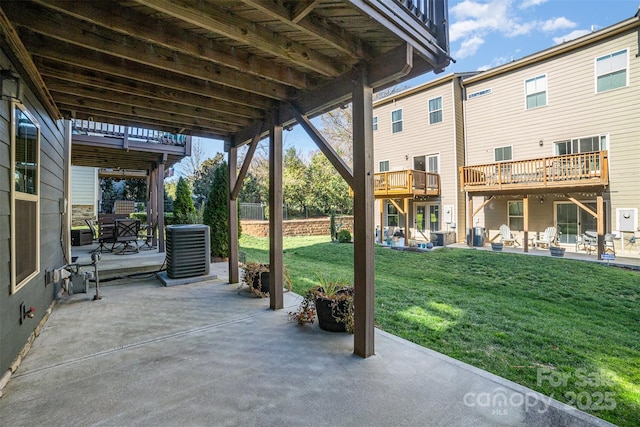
<box><xmin>72</xmin><ymin>204</ymin><xmax>95</xmax><ymax>227</ymax></box>
<box><xmin>241</xmin><ymin>216</ymin><xmax>354</xmax><ymax>238</ymax></box>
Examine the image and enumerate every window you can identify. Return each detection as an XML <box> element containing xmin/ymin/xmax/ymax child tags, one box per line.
<box><xmin>428</xmin><ymin>96</ymin><xmax>442</xmax><ymax>124</ymax></box>
<box><xmin>386</xmin><ymin>203</ymin><xmax>399</xmax><ymax>227</ymax></box>
<box><xmin>427</xmin><ymin>155</ymin><xmax>439</xmax><ymax>174</ymax></box>
<box><xmin>554</xmin><ymin>135</ymin><xmax>607</xmax><ymax>155</ymax></box>
<box><xmin>494</xmin><ymin>146</ymin><xmax>512</xmax><ymax>162</ymax></box>
<box><xmin>379</xmin><ymin>160</ymin><xmax>389</xmax><ymax>172</ymax></box>
<box><xmin>508</xmin><ymin>201</ymin><xmax>523</xmax><ymax>232</ymax></box>
<box><xmin>525</xmin><ymin>75</ymin><xmax>547</xmax><ymax>109</ymax></box>
<box><xmin>596</xmin><ymin>49</ymin><xmax>627</xmax><ymax>93</ymax></box>
<box><xmin>11</xmin><ymin>103</ymin><xmax>40</xmax><ymax>293</ymax></box>
<box><xmin>391</xmin><ymin>109</ymin><xmax>403</xmax><ymax>133</ymax></box>
<box><xmin>372</xmin><ymin>116</ymin><xmax>378</xmax><ymax>131</ymax></box>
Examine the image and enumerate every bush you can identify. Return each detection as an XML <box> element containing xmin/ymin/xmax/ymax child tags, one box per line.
<box><xmin>173</xmin><ymin>177</ymin><xmax>196</xmax><ymax>224</ymax></box>
<box><xmin>337</xmin><ymin>229</ymin><xmax>351</xmax><ymax>243</ymax></box>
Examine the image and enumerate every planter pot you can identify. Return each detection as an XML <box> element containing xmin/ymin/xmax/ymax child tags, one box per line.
<box><xmin>315</xmin><ymin>288</ymin><xmax>353</xmax><ymax>333</ymax></box>
<box><xmin>249</xmin><ymin>271</ymin><xmax>270</xmax><ymax>294</ymax></box>
<box><xmin>550</xmin><ymin>246</ymin><xmax>566</xmax><ymax>257</ymax></box>
<box><xmin>491</xmin><ymin>242</ymin><xmax>504</xmax><ymax>251</ymax></box>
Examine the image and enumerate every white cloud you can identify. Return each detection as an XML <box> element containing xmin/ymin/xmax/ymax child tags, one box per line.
<box><xmin>455</xmin><ymin>35</ymin><xmax>486</xmax><ymax>59</ymax></box>
<box><xmin>477</xmin><ymin>56</ymin><xmax>509</xmax><ymax>71</ymax></box>
<box><xmin>541</xmin><ymin>17</ymin><xmax>577</xmax><ymax>32</ymax></box>
<box><xmin>449</xmin><ymin>0</ymin><xmax>512</xmax><ymax>42</ymax></box>
<box><xmin>520</xmin><ymin>0</ymin><xmax>548</xmax><ymax>9</ymax></box>
<box><xmin>552</xmin><ymin>29</ymin><xmax>590</xmax><ymax>44</ymax></box>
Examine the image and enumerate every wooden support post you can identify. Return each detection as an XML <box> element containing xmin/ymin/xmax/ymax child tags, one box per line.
<box><xmin>523</xmin><ymin>196</ymin><xmax>529</xmax><ymax>253</ymax></box>
<box><xmin>269</xmin><ymin>122</ymin><xmax>284</xmax><ymax>310</ymax></box>
<box><xmin>148</xmin><ymin>164</ymin><xmax>158</xmax><ymax>246</ymax></box>
<box><xmin>157</xmin><ymin>160</ymin><xmax>165</xmax><ymax>253</ymax></box>
<box><xmin>228</xmin><ymin>143</ymin><xmax>240</xmax><ymax>284</ymax></box>
<box><xmin>379</xmin><ymin>199</ymin><xmax>385</xmax><ymax>244</ymax></box>
<box><xmin>352</xmin><ymin>66</ymin><xmax>375</xmax><ymax>358</ymax></box>
<box><xmin>597</xmin><ymin>195</ymin><xmax>604</xmax><ymax>260</ymax></box>
<box><xmin>467</xmin><ymin>194</ymin><xmax>473</xmax><ymax>247</ymax></box>
<box><xmin>404</xmin><ymin>197</ymin><xmax>410</xmax><ymax>246</ymax></box>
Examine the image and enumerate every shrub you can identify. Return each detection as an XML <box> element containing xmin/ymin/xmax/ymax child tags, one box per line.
<box><xmin>337</xmin><ymin>229</ymin><xmax>351</xmax><ymax>243</ymax></box>
<box><xmin>173</xmin><ymin>177</ymin><xmax>196</xmax><ymax>224</ymax></box>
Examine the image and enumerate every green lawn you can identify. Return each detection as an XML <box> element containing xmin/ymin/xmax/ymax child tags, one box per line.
<box><xmin>240</xmin><ymin>235</ymin><xmax>640</xmax><ymax>426</ymax></box>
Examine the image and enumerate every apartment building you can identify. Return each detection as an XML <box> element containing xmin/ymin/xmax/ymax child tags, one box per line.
<box><xmin>374</xmin><ymin>11</ymin><xmax>640</xmax><ymax>256</ymax></box>
<box><xmin>372</xmin><ymin>72</ymin><xmax>476</xmax><ymax>244</ymax></box>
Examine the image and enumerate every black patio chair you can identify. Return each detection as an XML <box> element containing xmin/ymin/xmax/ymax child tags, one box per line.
<box><xmin>112</xmin><ymin>219</ymin><xmax>140</xmax><ymax>254</ymax></box>
<box><xmin>87</xmin><ymin>218</ymin><xmax>116</xmax><ymax>254</ymax></box>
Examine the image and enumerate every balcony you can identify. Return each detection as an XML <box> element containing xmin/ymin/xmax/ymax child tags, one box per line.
<box><xmin>459</xmin><ymin>151</ymin><xmax>609</xmax><ymax>194</ymax></box>
<box><xmin>374</xmin><ymin>170</ymin><xmax>440</xmax><ymax>198</ymax></box>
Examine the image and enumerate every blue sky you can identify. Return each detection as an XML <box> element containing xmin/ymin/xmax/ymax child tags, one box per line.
<box><xmin>192</xmin><ymin>0</ymin><xmax>638</xmax><ymax>163</ymax></box>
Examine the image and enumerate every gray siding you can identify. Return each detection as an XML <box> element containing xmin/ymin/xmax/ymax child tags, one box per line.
<box><xmin>0</xmin><ymin>49</ymin><xmax>67</xmax><ymax>374</ymax></box>
<box><xmin>71</xmin><ymin>166</ymin><xmax>98</xmax><ymax>205</ymax></box>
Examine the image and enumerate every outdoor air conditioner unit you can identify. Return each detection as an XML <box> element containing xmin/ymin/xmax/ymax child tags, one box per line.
<box><xmin>166</xmin><ymin>225</ymin><xmax>210</xmax><ymax>279</ymax></box>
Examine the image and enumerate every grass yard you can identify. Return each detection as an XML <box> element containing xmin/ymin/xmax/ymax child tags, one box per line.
<box><xmin>240</xmin><ymin>235</ymin><xmax>640</xmax><ymax>426</ymax></box>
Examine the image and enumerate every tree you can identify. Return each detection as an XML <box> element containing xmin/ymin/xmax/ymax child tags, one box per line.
<box><xmin>192</xmin><ymin>152</ymin><xmax>225</xmax><ymax>208</ymax></box>
<box><xmin>173</xmin><ymin>177</ymin><xmax>196</xmax><ymax>224</ymax></box>
<box><xmin>203</xmin><ymin>161</ymin><xmax>240</xmax><ymax>259</ymax></box>
<box><xmin>306</xmin><ymin>151</ymin><xmax>352</xmax><ymax>216</ymax></box>
<box><xmin>283</xmin><ymin>147</ymin><xmax>308</xmax><ymax>216</ymax></box>
<box><xmin>176</xmin><ymin>138</ymin><xmax>207</xmax><ymax>180</ymax></box>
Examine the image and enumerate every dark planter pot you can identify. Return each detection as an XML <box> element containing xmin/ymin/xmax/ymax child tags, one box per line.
<box><xmin>550</xmin><ymin>246</ymin><xmax>566</xmax><ymax>257</ymax></box>
<box><xmin>315</xmin><ymin>288</ymin><xmax>353</xmax><ymax>333</ymax></box>
<box><xmin>491</xmin><ymin>242</ymin><xmax>503</xmax><ymax>251</ymax></box>
<box><xmin>250</xmin><ymin>271</ymin><xmax>270</xmax><ymax>294</ymax></box>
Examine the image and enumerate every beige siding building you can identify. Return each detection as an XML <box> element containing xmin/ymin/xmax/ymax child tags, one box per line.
<box><xmin>462</xmin><ymin>14</ymin><xmax>640</xmax><ymax>254</ymax></box>
<box><xmin>373</xmin><ymin>12</ymin><xmax>640</xmax><ymax>256</ymax></box>
<box><xmin>373</xmin><ymin>73</ymin><xmax>476</xmax><ymax>244</ymax></box>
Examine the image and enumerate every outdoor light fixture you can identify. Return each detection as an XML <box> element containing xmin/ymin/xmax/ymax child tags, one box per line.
<box><xmin>539</xmin><ymin>140</ymin><xmax>544</xmax><ymax>146</ymax></box>
<box><xmin>0</xmin><ymin>69</ymin><xmax>22</xmax><ymax>101</ymax></box>
<box><xmin>540</xmin><ymin>197</ymin><xmax>544</xmax><ymax>204</ymax></box>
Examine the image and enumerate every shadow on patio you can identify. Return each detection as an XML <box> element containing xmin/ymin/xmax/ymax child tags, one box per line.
<box><xmin>0</xmin><ymin>268</ymin><xmax>612</xmax><ymax>426</ymax></box>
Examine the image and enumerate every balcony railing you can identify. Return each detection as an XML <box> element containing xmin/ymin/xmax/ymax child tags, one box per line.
<box><xmin>374</xmin><ymin>170</ymin><xmax>440</xmax><ymax>197</ymax></box>
<box><xmin>72</xmin><ymin>119</ymin><xmax>188</xmax><ymax>146</ymax></box>
<box><xmin>459</xmin><ymin>151</ymin><xmax>609</xmax><ymax>193</ymax></box>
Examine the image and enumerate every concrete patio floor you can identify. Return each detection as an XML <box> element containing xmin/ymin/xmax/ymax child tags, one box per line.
<box><xmin>0</xmin><ymin>259</ymin><xmax>615</xmax><ymax>426</ymax></box>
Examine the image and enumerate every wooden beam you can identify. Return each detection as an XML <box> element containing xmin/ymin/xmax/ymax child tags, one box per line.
<box><xmin>597</xmin><ymin>195</ymin><xmax>604</xmax><ymax>260</ymax></box>
<box><xmin>472</xmin><ymin>196</ymin><xmax>494</xmax><ymax>217</ymax></box>
<box><xmin>32</xmin><ymin>0</ymin><xmax>311</xmax><ymax>90</ymax></box>
<box><xmin>269</xmin><ymin>122</ymin><xmax>284</xmax><ymax>310</ymax></box>
<box><xmin>566</xmin><ymin>196</ymin><xmax>598</xmax><ymax>218</ymax></box>
<box><xmin>467</xmin><ymin>194</ymin><xmax>473</xmax><ymax>247</ymax></box>
<box><xmin>291</xmin><ymin>0</ymin><xmax>321</xmax><ymax>23</ymax></box>
<box><xmin>0</xmin><ymin>5</ymin><xmax>60</xmax><ymax>119</ymax></box>
<box><xmin>134</xmin><ymin>0</ymin><xmax>343</xmax><ymax>77</ymax></box>
<box><xmin>228</xmin><ymin>144</ymin><xmax>240</xmax><ymax>284</ymax></box>
<box><xmin>523</xmin><ymin>196</ymin><xmax>529</xmax><ymax>253</ymax></box>
<box><xmin>232</xmin><ymin>44</ymin><xmax>418</xmax><ymax>146</ymax></box>
<box><xmin>231</xmin><ymin>127</ymin><xmax>263</xmax><ymax>201</ymax></box>
<box><xmin>157</xmin><ymin>159</ymin><xmax>166</xmax><ymax>253</ymax></box>
<box><xmin>288</xmin><ymin>104</ymin><xmax>354</xmax><ymax>188</ymax></box>
<box><xmin>352</xmin><ymin>66</ymin><xmax>375</xmax><ymax>357</ymax></box>
<box><xmin>241</xmin><ymin>0</ymin><xmax>373</xmax><ymax>60</ymax></box>
<box><xmin>7</xmin><ymin>5</ymin><xmax>290</xmax><ymax>100</ymax></box>
<box><xmin>388</xmin><ymin>198</ymin><xmax>405</xmax><ymax>215</ymax></box>
<box><xmin>404</xmin><ymin>197</ymin><xmax>410</xmax><ymax>245</ymax></box>
<box><xmin>22</xmin><ymin>33</ymin><xmax>275</xmax><ymax>110</ymax></box>
<box><xmin>48</xmin><ymin>83</ymin><xmax>253</xmax><ymax>127</ymax></box>
<box><xmin>38</xmin><ymin>63</ymin><xmax>265</xmax><ymax>120</ymax></box>
<box><xmin>379</xmin><ymin>199</ymin><xmax>385</xmax><ymax>244</ymax></box>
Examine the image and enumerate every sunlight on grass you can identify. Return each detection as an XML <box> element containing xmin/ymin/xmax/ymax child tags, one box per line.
<box><xmin>398</xmin><ymin>306</ymin><xmax>457</xmax><ymax>332</ymax></box>
<box><xmin>428</xmin><ymin>301</ymin><xmax>463</xmax><ymax>317</ymax></box>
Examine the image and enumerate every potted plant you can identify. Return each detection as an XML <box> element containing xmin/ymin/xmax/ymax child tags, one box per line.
<box><xmin>240</xmin><ymin>262</ymin><xmax>291</xmax><ymax>297</ymax></box>
<box><xmin>549</xmin><ymin>246</ymin><xmax>566</xmax><ymax>257</ymax></box>
<box><xmin>491</xmin><ymin>242</ymin><xmax>504</xmax><ymax>251</ymax></box>
<box><xmin>290</xmin><ymin>278</ymin><xmax>354</xmax><ymax>333</ymax></box>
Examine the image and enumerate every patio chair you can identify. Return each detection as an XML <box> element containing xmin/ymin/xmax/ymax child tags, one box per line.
<box><xmin>604</xmin><ymin>233</ymin><xmax>616</xmax><ymax>254</ymax></box>
<box><xmin>498</xmin><ymin>224</ymin><xmax>520</xmax><ymax>246</ymax></box>
<box><xmin>112</xmin><ymin>218</ymin><xmax>140</xmax><ymax>254</ymax></box>
<box><xmin>533</xmin><ymin>226</ymin><xmax>557</xmax><ymax>249</ymax></box>
<box><xmin>87</xmin><ymin>218</ymin><xmax>116</xmax><ymax>254</ymax></box>
<box><xmin>139</xmin><ymin>219</ymin><xmax>157</xmax><ymax>250</ymax></box>
<box><xmin>577</xmin><ymin>231</ymin><xmax>597</xmax><ymax>254</ymax></box>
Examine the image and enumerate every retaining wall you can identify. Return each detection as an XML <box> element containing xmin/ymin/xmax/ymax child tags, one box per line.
<box><xmin>241</xmin><ymin>216</ymin><xmax>354</xmax><ymax>238</ymax></box>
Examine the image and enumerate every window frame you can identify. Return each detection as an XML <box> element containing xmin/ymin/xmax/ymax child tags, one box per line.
<box><xmin>372</xmin><ymin>116</ymin><xmax>378</xmax><ymax>131</ymax></box>
<box><xmin>386</xmin><ymin>203</ymin><xmax>399</xmax><ymax>227</ymax></box>
<box><xmin>428</xmin><ymin>96</ymin><xmax>443</xmax><ymax>124</ymax></box>
<box><xmin>379</xmin><ymin>160</ymin><xmax>390</xmax><ymax>172</ymax></box>
<box><xmin>391</xmin><ymin>108</ymin><xmax>403</xmax><ymax>133</ymax></box>
<box><xmin>11</xmin><ymin>102</ymin><xmax>41</xmax><ymax>294</ymax></box>
<box><xmin>427</xmin><ymin>154</ymin><xmax>439</xmax><ymax>174</ymax></box>
<box><xmin>595</xmin><ymin>49</ymin><xmax>628</xmax><ymax>93</ymax></box>
<box><xmin>494</xmin><ymin>146</ymin><xmax>513</xmax><ymax>162</ymax></box>
<box><xmin>524</xmin><ymin>74</ymin><xmax>547</xmax><ymax>110</ymax></box>
<box><xmin>508</xmin><ymin>201</ymin><xmax>524</xmax><ymax>232</ymax></box>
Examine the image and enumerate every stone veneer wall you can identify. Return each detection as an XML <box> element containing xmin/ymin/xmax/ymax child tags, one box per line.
<box><xmin>72</xmin><ymin>204</ymin><xmax>95</xmax><ymax>227</ymax></box>
<box><xmin>241</xmin><ymin>216</ymin><xmax>354</xmax><ymax>238</ymax></box>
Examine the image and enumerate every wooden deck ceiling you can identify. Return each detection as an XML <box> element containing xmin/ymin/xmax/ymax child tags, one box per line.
<box><xmin>1</xmin><ymin>0</ymin><xmax>450</xmax><ymax>148</ymax></box>
<box><xmin>459</xmin><ymin>151</ymin><xmax>609</xmax><ymax>195</ymax></box>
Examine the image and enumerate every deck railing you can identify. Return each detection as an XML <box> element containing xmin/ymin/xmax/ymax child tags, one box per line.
<box><xmin>460</xmin><ymin>151</ymin><xmax>609</xmax><ymax>192</ymax></box>
<box><xmin>374</xmin><ymin>169</ymin><xmax>440</xmax><ymax>197</ymax></box>
<box><xmin>71</xmin><ymin>119</ymin><xmax>188</xmax><ymax>146</ymax></box>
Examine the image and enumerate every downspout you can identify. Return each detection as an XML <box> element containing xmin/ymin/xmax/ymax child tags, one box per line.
<box><xmin>458</xmin><ymin>75</ymin><xmax>469</xmax><ymax>241</ymax></box>
<box><xmin>63</xmin><ymin>120</ymin><xmax>72</xmax><ymax>265</ymax></box>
